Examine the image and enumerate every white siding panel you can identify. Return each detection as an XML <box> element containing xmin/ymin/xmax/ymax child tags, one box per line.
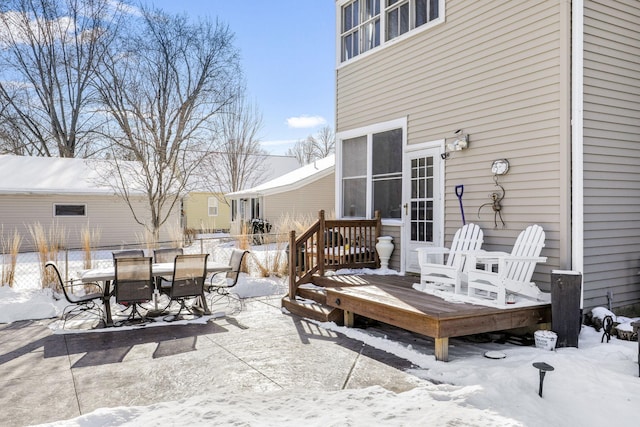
<box><xmin>582</xmin><ymin>0</ymin><xmax>640</xmax><ymax>310</ymax></box>
<box><xmin>0</xmin><ymin>194</ymin><xmax>180</xmax><ymax>252</ymax></box>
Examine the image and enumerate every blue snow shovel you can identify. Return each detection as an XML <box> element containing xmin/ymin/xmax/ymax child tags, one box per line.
<box><xmin>455</xmin><ymin>185</ymin><xmax>466</xmax><ymax>225</ymax></box>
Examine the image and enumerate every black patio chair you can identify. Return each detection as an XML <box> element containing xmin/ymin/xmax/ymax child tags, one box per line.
<box><xmin>161</xmin><ymin>253</ymin><xmax>209</xmax><ymax>322</ymax></box>
<box><xmin>45</xmin><ymin>262</ymin><xmax>104</xmax><ymax>329</ymax></box>
<box><xmin>113</xmin><ymin>256</ymin><xmax>154</xmax><ymax>325</ymax></box>
<box><xmin>206</xmin><ymin>249</ymin><xmax>248</xmax><ymax>308</ymax></box>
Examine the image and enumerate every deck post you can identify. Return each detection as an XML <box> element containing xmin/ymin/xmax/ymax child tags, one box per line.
<box><xmin>288</xmin><ymin>230</ymin><xmax>296</xmax><ymax>299</ymax></box>
<box><xmin>318</xmin><ymin>210</ymin><xmax>325</xmax><ymax>276</ymax></box>
<box><xmin>434</xmin><ymin>337</ymin><xmax>449</xmax><ymax>362</ymax></box>
<box><xmin>344</xmin><ymin>310</ymin><xmax>355</xmax><ymax>327</ymax></box>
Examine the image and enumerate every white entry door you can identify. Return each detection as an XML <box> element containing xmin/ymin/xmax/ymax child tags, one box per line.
<box><xmin>403</xmin><ymin>147</ymin><xmax>443</xmax><ymax>273</ymax></box>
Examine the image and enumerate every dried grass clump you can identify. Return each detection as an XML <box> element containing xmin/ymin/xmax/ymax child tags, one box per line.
<box><xmin>28</xmin><ymin>222</ymin><xmax>66</xmax><ymax>291</ymax></box>
<box><xmin>275</xmin><ymin>212</ymin><xmax>316</xmax><ymax>236</ymax></box>
<box><xmin>249</xmin><ymin>213</ymin><xmax>321</xmax><ymax>277</ymax></box>
<box><xmin>238</xmin><ymin>222</ymin><xmax>251</xmax><ymax>251</ymax></box>
<box><xmin>1</xmin><ymin>227</ymin><xmax>22</xmax><ymax>287</ymax></box>
<box><xmin>167</xmin><ymin>222</ymin><xmax>185</xmax><ymax>248</ymax></box>
<box><xmin>135</xmin><ymin>227</ymin><xmax>157</xmax><ymax>252</ymax></box>
<box><xmin>81</xmin><ymin>225</ymin><xmax>101</xmax><ymax>270</ymax></box>
<box><xmin>250</xmin><ymin>240</ymin><xmax>288</xmax><ymax>278</ymax></box>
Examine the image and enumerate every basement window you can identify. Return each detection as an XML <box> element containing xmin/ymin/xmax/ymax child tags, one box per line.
<box><xmin>54</xmin><ymin>204</ymin><xmax>86</xmax><ymax>217</ymax></box>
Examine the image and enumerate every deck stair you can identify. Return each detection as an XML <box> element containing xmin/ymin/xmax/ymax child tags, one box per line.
<box><xmin>282</xmin><ymin>273</ymin><xmax>376</xmax><ymax>324</ymax></box>
<box><xmin>281</xmin><ymin>279</ymin><xmax>344</xmax><ymax>324</ymax></box>
<box><xmin>283</xmin><ymin>210</ymin><xmax>382</xmax><ymax>325</ymax></box>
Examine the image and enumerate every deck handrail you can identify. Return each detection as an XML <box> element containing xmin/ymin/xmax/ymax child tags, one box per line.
<box><xmin>288</xmin><ymin>210</ymin><xmax>381</xmax><ymax>298</ymax></box>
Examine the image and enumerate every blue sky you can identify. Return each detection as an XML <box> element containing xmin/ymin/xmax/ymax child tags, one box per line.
<box><xmin>149</xmin><ymin>0</ymin><xmax>336</xmax><ymax>155</ymax></box>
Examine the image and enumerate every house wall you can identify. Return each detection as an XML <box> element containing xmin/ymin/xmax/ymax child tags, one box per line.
<box><xmin>581</xmin><ymin>0</ymin><xmax>640</xmax><ymax>310</ymax></box>
<box><xmin>183</xmin><ymin>192</ymin><xmax>231</xmax><ymax>232</ymax></box>
<box><xmin>263</xmin><ymin>173</ymin><xmax>336</xmax><ymax>226</ymax></box>
<box><xmin>336</xmin><ymin>0</ymin><xmax>573</xmax><ymax>286</ymax></box>
<box><xmin>0</xmin><ymin>194</ymin><xmax>179</xmax><ymax>252</ymax></box>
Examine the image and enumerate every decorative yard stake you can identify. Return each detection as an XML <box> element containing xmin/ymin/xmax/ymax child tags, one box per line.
<box><xmin>601</xmin><ymin>315</ymin><xmax>614</xmax><ymax>343</ymax></box>
<box><xmin>533</xmin><ymin>362</ymin><xmax>554</xmax><ymax>397</ymax></box>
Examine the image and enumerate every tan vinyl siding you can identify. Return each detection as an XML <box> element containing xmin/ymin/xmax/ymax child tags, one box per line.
<box><xmin>183</xmin><ymin>192</ymin><xmax>232</xmax><ymax>231</ymax></box>
<box><xmin>582</xmin><ymin>0</ymin><xmax>640</xmax><ymax>310</ymax></box>
<box><xmin>337</xmin><ymin>0</ymin><xmax>570</xmax><ymax>285</ymax></box>
<box><xmin>263</xmin><ymin>174</ymin><xmax>335</xmax><ymax>224</ymax></box>
<box><xmin>0</xmin><ymin>194</ymin><xmax>179</xmax><ymax>252</ymax></box>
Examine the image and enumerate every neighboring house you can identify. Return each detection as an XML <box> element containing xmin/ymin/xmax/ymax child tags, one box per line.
<box><xmin>183</xmin><ymin>155</ymin><xmax>300</xmax><ymax>233</ymax></box>
<box><xmin>0</xmin><ymin>155</ymin><xmax>180</xmax><ymax>252</ymax></box>
<box><xmin>182</xmin><ymin>192</ymin><xmax>231</xmax><ymax>232</ymax></box>
<box><xmin>226</xmin><ymin>155</ymin><xmax>335</xmax><ymax>234</ymax></box>
<box><xmin>334</xmin><ymin>0</ymin><xmax>640</xmax><ymax>311</ymax></box>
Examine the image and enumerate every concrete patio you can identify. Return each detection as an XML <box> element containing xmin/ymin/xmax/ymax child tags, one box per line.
<box><xmin>0</xmin><ymin>295</ymin><xmax>427</xmax><ymax>427</ymax></box>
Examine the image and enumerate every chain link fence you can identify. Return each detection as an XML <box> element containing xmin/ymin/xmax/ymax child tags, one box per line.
<box><xmin>2</xmin><ymin>232</ymin><xmax>290</xmax><ymax>290</ymax></box>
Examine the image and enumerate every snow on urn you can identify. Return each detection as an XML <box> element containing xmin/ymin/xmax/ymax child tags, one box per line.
<box><xmin>375</xmin><ymin>236</ymin><xmax>394</xmax><ymax>270</ymax></box>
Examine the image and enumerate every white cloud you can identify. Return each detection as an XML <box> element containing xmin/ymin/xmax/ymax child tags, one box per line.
<box><xmin>286</xmin><ymin>115</ymin><xmax>327</xmax><ymax>129</ymax></box>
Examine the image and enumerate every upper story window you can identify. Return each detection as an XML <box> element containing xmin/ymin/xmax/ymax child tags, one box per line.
<box><xmin>341</xmin><ymin>0</ymin><xmax>381</xmax><ymax>61</ymax></box>
<box><xmin>339</xmin><ymin>0</ymin><xmax>442</xmax><ymax>63</ymax></box>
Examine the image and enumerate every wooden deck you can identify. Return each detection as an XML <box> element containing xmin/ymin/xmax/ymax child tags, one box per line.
<box><xmin>321</xmin><ymin>274</ymin><xmax>551</xmax><ymax>361</ymax></box>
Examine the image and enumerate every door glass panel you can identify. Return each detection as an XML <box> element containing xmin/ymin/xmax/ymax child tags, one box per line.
<box><xmin>409</xmin><ymin>155</ymin><xmax>434</xmax><ymax>243</ymax></box>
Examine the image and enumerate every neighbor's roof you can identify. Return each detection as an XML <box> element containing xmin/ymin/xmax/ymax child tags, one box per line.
<box><xmin>226</xmin><ymin>154</ymin><xmax>335</xmax><ymax>198</ymax></box>
<box><xmin>0</xmin><ymin>155</ymin><xmax>141</xmax><ymax>196</ymax></box>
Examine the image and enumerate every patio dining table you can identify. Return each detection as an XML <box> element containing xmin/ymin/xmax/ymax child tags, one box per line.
<box><xmin>77</xmin><ymin>261</ymin><xmax>232</xmax><ymax>326</ymax></box>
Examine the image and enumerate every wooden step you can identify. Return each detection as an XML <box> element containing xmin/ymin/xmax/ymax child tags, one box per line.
<box><xmin>297</xmin><ymin>284</ymin><xmax>327</xmax><ymax>305</ymax></box>
<box><xmin>312</xmin><ymin>274</ymin><xmax>374</xmax><ymax>288</ymax></box>
<box><xmin>281</xmin><ymin>296</ymin><xmax>344</xmax><ymax>325</ymax></box>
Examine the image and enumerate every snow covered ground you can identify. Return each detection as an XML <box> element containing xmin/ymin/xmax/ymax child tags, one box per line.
<box><xmin>1</xmin><ymin>248</ymin><xmax>639</xmax><ymax>426</ymax></box>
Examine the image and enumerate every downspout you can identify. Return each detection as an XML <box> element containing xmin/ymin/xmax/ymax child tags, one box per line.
<box><xmin>572</xmin><ymin>0</ymin><xmax>585</xmax><ymax>309</ymax></box>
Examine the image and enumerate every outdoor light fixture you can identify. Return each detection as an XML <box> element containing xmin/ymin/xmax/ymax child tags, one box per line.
<box><xmin>441</xmin><ymin>129</ymin><xmax>469</xmax><ymax>160</ymax></box>
<box><xmin>491</xmin><ymin>158</ymin><xmax>510</xmax><ymax>175</ymax></box>
<box><xmin>446</xmin><ymin>130</ymin><xmax>469</xmax><ymax>152</ymax></box>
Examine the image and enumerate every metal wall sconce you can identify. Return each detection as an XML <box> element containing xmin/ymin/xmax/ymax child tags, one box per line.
<box><xmin>491</xmin><ymin>158</ymin><xmax>509</xmax><ymax>175</ymax></box>
<box><xmin>441</xmin><ymin>129</ymin><xmax>469</xmax><ymax>160</ymax></box>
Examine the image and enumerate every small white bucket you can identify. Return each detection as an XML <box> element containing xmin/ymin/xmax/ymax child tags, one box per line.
<box><xmin>534</xmin><ymin>330</ymin><xmax>558</xmax><ymax>351</ymax></box>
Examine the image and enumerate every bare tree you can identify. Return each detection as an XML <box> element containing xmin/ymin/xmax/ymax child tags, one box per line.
<box><xmin>201</xmin><ymin>92</ymin><xmax>268</xmax><ymax>197</ymax></box>
<box><xmin>0</xmin><ymin>0</ymin><xmax>122</xmax><ymax>157</ymax></box>
<box><xmin>315</xmin><ymin>125</ymin><xmax>335</xmax><ymax>158</ymax></box>
<box><xmin>286</xmin><ymin>126</ymin><xmax>335</xmax><ymax>165</ymax></box>
<box><xmin>286</xmin><ymin>136</ymin><xmax>316</xmax><ymax>165</ymax></box>
<box><xmin>94</xmin><ymin>7</ymin><xmax>241</xmax><ymax>239</ymax></box>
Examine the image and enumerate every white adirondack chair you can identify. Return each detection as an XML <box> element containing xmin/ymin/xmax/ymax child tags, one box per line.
<box><xmin>416</xmin><ymin>223</ymin><xmax>484</xmax><ymax>294</ymax></box>
<box><xmin>466</xmin><ymin>224</ymin><xmax>547</xmax><ymax>305</ymax></box>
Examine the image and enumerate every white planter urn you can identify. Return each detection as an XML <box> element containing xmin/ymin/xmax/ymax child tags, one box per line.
<box><xmin>375</xmin><ymin>236</ymin><xmax>394</xmax><ymax>270</ymax></box>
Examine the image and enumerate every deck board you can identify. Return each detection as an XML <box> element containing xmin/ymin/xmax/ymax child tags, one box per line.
<box><xmin>322</xmin><ymin>274</ymin><xmax>551</xmax><ymax>361</ymax></box>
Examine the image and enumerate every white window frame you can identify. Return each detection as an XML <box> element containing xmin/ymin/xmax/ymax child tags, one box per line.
<box><xmin>53</xmin><ymin>203</ymin><xmax>87</xmax><ymax>217</ymax></box>
<box><xmin>336</xmin><ymin>0</ymin><xmax>446</xmax><ymax>67</ymax></box>
<box><xmin>207</xmin><ymin>197</ymin><xmax>218</xmax><ymax>217</ymax></box>
<box><xmin>336</xmin><ymin>117</ymin><xmax>407</xmax><ymax>225</ymax></box>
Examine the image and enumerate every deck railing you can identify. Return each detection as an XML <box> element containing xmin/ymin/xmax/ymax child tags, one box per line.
<box><xmin>288</xmin><ymin>210</ymin><xmax>381</xmax><ymax>298</ymax></box>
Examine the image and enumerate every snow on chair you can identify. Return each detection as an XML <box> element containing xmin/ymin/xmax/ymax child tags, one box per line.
<box><xmin>466</xmin><ymin>224</ymin><xmax>547</xmax><ymax>305</ymax></box>
<box><xmin>416</xmin><ymin>223</ymin><xmax>484</xmax><ymax>294</ymax></box>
